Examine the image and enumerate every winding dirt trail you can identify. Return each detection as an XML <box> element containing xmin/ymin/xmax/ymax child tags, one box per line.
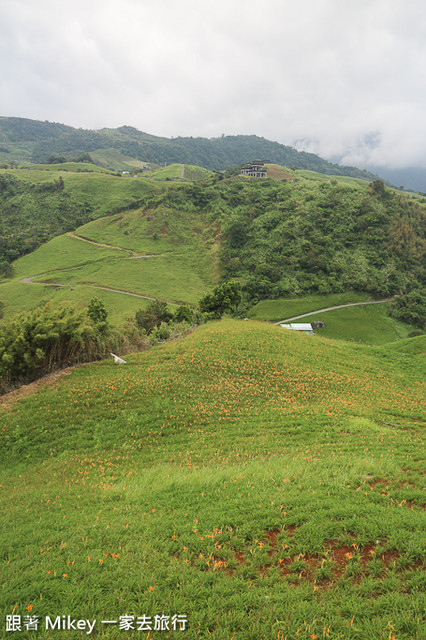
<box><xmin>67</xmin><ymin>231</ymin><xmax>131</xmax><ymax>251</ymax></box>
<box><xmin>19</xmin><ymin>273</ymin><xmax>179</xmax><ymax>306</ymax></box>
<box><xmin>274</xmin><ymin>299</ymin><xmax>392</xmax><ymax>324</ymax></box>
<box><xmin>19</xmin><ymin>231</ymin><xmax>178</xmax><ymax>305</ymax></box>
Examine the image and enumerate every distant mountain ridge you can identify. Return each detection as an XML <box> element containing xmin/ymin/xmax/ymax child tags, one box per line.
<box><xmin>0</xmin><ymin>116</ymin><xmax>378</xmax><ymax>180</ymax></box>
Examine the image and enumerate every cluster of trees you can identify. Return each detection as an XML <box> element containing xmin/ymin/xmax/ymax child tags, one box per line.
<box><xmin>0</xmin><ymin>281</ymin><xmax>246</xmax><ymax>393</ymax></box>
<box><xmin>388</xmin><ymin>290</ymin><xmax>425</xmax><ymax>330</ymax></box>
<box><xmin>47</xmin><ymin>153</ymin><xmax>93</xmax><ymax>164</ymax></box>
<box><xmin>0</xmin><ymin>296</ymin><xmax>200</xmax><ymax>392</ymax></box>
<box><xmin>0</xmin><ymin>300</ymin><xmax>110</xmax><ymax>393</ymax></box>
<box><xmin>134</xmin><ymin>299</ymin><xmax>179</xmax><ymax>340</ymax></box>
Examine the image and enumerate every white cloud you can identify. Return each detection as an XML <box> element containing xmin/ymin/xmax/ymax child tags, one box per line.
<box><xmin>1</xmin><ymin>0</ymin><xmax>426</xmax><ymax>167</ymax></box>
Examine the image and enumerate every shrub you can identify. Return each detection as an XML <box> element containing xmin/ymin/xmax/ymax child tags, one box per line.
<box><xmin>174</xmin><ymin>305</ymin><xmax>193</xmax><ymax>324</ymax></box>
<box><xmin>198</xmin><ymin>281</ymin><xmax>242</xmax><ymax>318</ymax></box>
<box><xmin>388</xmin><ymin>290</ymin><xmax>426</xmax><ymax>329</ymax></box>
<box><xmin>87</xmin><ymin>297</ymin><xmax>108</xmax><ymax>327</ymax></box>
<box><xmin>151</xmin><ymin>322</ymin><xmax>171</xmax><ymax>342</ymax></box>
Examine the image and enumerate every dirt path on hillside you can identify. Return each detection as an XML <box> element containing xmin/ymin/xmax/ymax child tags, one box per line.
<box><xmin>90</xmin><ymin>285</ymin><xmax>179</xmax><ymax>305</ymax></box>
<box><xmin>19</xmin><ymin>273</ymin><xmax>179</xmax><ymax>306</ymax></box>
<box><xmin>274</xmin><ymin>299</ymin><xmax>392</xmax><ymax>324</ymax></box>
<box><xmin>0</xmin><ymin>365</ymin><xmax>85</xmax><ymax>408</ymax></box>
<box><xmin>67</xmin><ymin>232</ymin><xmax>163</xmax><ymax>260</ymax></box>
<box><xmin>67</xmin><ymin>232</ymin><xmax>138</xmax><ymax>254</ymax></box>
<box><xmin>19</xmin><ymin>233</ymin><xmax>176</xmax><ymax>304</ymax></box>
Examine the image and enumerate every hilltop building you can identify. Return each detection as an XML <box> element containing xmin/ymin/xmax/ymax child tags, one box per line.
<box><xmin>240</xmin><ymin>160</ymin><xmax>267</xmax><ymax>178</ymax></box>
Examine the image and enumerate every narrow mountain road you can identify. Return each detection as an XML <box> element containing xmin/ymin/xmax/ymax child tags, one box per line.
<box><xmin>19</xmin><ymin>232</ymin><xmax>175</xmax><ymax>303</ymax></box>
<box><xmin>67</xmin><ymin>232</ymin><xmax>162</xmax><ymax>259</ymax></box>
<box><xmin>19</xmin><ymin>273</ymin><xmax>179</xmax><ymax>306</ymax></box>
<box><xmin>273</xmin><ymin>299</ymin><xmax>392</xmax><ymax>324</ymax></box>
<box><xmin>67</xmin><ymin>232</ymin><xmax>138</xmax><ymax>254</ymax></box>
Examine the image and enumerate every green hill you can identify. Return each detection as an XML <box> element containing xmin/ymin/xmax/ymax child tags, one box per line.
<box><xmin>0</xmin><ymin>116</ymin><xmax>380</xmax><ymax>180</ymax></box>
<box><xmin>248</xmin><ymin>295</ymin><xmax>420</xmax><ymax>345</ymax></box>
<box><xmin>88</xmin><ymin>148</ymin><xmax>150</xmax><ymax>171</ymax></box>
<box><xmin>1</xmin><ymin>167</ymin><xmax>424</xmax><ymax>336</ymax></box>
<box><xmin>380</xmin><ymin>334</ymin><xmax>426</xmax><ymax>355</ymax></box>
<box><xmin>0</xmin><ymin>319</ymin><xmax>424</xmax><ymax>639</ymax></box>
<box><xmin>0</xmin><ymin>167</ymin><xmax>159</xmax><ymax>269</ymax></box>
<box><xmin>144</xmin><ymin>163</ymin><xmax>213</xmax><ymax>182</ymax></box>
<box><xmin>0</xmin><ymin>191</ymin><xmax>221</xmax><ymax>320</ymax></box>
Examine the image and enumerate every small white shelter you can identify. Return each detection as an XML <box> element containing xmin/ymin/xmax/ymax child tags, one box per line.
<box><xmin>279</xmin><ymin>323</ymin><xmax>314</xmax><ymax>335</ymax></box>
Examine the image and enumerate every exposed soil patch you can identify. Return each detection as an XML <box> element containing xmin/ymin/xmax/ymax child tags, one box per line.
<box><xmin>405</xmin><ymin>500</ymin><xmax>426</xmax><ymax>510</ymax></box>
<box><xmin>204</xmin><ymin>527</ymin><xmax>425</xmax><ymax>588</ymax></box>
<box><xmin>264</xmin><ymin>529</ymin><xmax>281</xmax><ymax>555</ymax></box>
<box><xmin>367</xmin><ymin>478</ymin><xmax>389</xmax><ymax>488</ymax></box>
<box><xmin>0</xmin><ymin>365</ymin><xmax>84</xmax><ymax>409</ymax></box>
<box><xmin>398</xmin><ymin>480</ymin><xmax>417</xmax><ymax>489</ymax></box>
<box><xmin>233</xmin><ymin>551</ymin><xmax>246</xmax><ymax>566</ymax></box>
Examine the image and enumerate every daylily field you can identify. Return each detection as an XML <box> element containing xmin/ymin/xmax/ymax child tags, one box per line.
<box><xmin>1</xmin><ymin>320</ymin><xmax>424</xmax><ymax>639</ymax></box>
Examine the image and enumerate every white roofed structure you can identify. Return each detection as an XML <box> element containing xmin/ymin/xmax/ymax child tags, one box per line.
<box><xmin>279</xmin><ymin>323</ymin><xmax>314</xmax><ymax>335</ymax></box>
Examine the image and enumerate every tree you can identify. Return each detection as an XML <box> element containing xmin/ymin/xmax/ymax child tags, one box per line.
<box><xmin>135</xmin><ymin>300</ymin><xmax>173</xmax><ymax>335</ymax></box>
<box><xmin>198</xmin><ymin>281</ymin><xmax>242</xmax><ymax>318</ymax></box>
<box><xmin>368</xmin><ymin>180</ymin><xmax>386</xmax><ymax>197</ymax></box>
<box><xmin>174</xmin><ymin>305</ymin><xmax>193</xmax><ymax>324</ymax></box>
<box><xmin>87</xmin><ymin>298</ymin><xmax>108</xmax><ymax>324</ymax></box>
<box><xmin>0</xmin><ymin>259</ymin><xmax>13</xmax><ymax>278</ymax></box>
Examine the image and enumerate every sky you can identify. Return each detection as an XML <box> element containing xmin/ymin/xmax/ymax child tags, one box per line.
<box><xmin>1</xmin><ymin>0</ymin><xmax>426</xmax><ymax>170</ymax></box>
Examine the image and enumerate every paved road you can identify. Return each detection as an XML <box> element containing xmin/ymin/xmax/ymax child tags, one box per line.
<box><xmin>274</xmin><ymin>299</ymin><xmax>392</xmax><ymax>324</ymax></box>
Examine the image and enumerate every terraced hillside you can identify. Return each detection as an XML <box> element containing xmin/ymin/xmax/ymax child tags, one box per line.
<box><xmin>1</xmin><ymin>320</ymin><xmax>424</xmax><ymax>639</ymax></box>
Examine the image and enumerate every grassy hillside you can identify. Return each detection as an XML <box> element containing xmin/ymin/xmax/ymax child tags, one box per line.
<box><xmin>380</xmin><ymin>334</ymin><xmax>426</xmax><ymax>355</ymax></box>
<box><xmin>0</xmin><ymin>166</ymin><xmax>160</xmax><ymax>273</ymax></box>
<box><xmin>248</xmin><ymin>293</ymin><xmax>372</xmax><ymax>321</ymax></box>
<box><xmin>295</xmin><ymin>303</ymin><xmax>418</xmax><ymax>345</ymax></box>
<box><xmin>89</xmin><ymin>148</ymin><xmax>149</xmax><ymax>171</ymax></box>
<box><xmin>0</xmin><ymin>195</ymin><xmax>221</xmax><ymax>319</ymax></box>
<box><xmin>248</xmin><ymin>294</ymin><xmax>420</xmax><ymax>345</ymax></box>
<box><xmin>143</xmin><ymin>163</ymin><xmax>213</xmax><ymax>182</ymax></box>
<box><xmin>0</xmin><ymin>165</ymin><xmax>159</xmax><ymax>215</ymax></box>
<box><xmin>29</xmin><ymin>161</ymin><xmax>114</xmax><ymax>174</ymax></box>
<box><xmin>0</xmin><ymin>279</ymin><xmax>153</xmax><ymax>326</ymax></box>
<box><xmin>1</xmin><ymin>320</ymin><xmax>424</xmax><ymax>639</ymax></box>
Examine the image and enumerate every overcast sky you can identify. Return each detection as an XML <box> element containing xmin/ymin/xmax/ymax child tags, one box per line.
<box><xmin>1</xmin><ymin>0</ymin><xmax>426</xmax><ymax>169</ymax></box>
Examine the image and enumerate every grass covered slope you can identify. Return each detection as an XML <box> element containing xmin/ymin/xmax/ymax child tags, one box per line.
<box><xmin>0</xmin><ymin>167</ymin><xmax>159</xmax><ymax>271</ymax></box>
<box><xmin>248</xmin><ymin>294</ymin><xmax>420</xmax><ymax>345</ymax></box>
<box><xmin>0</xmin><ymin>200</ymin><xmax>220</xmax><ymax>315</ymax></box>
<box><xmin>1</xmin><ymin>320</ymin><xmax>424</xmax><ymax>639</ymax></box>
<box><xmin>0</xmin><ymin>172</ymin><xmax>221</xmax><ymax>318</ymax></box>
